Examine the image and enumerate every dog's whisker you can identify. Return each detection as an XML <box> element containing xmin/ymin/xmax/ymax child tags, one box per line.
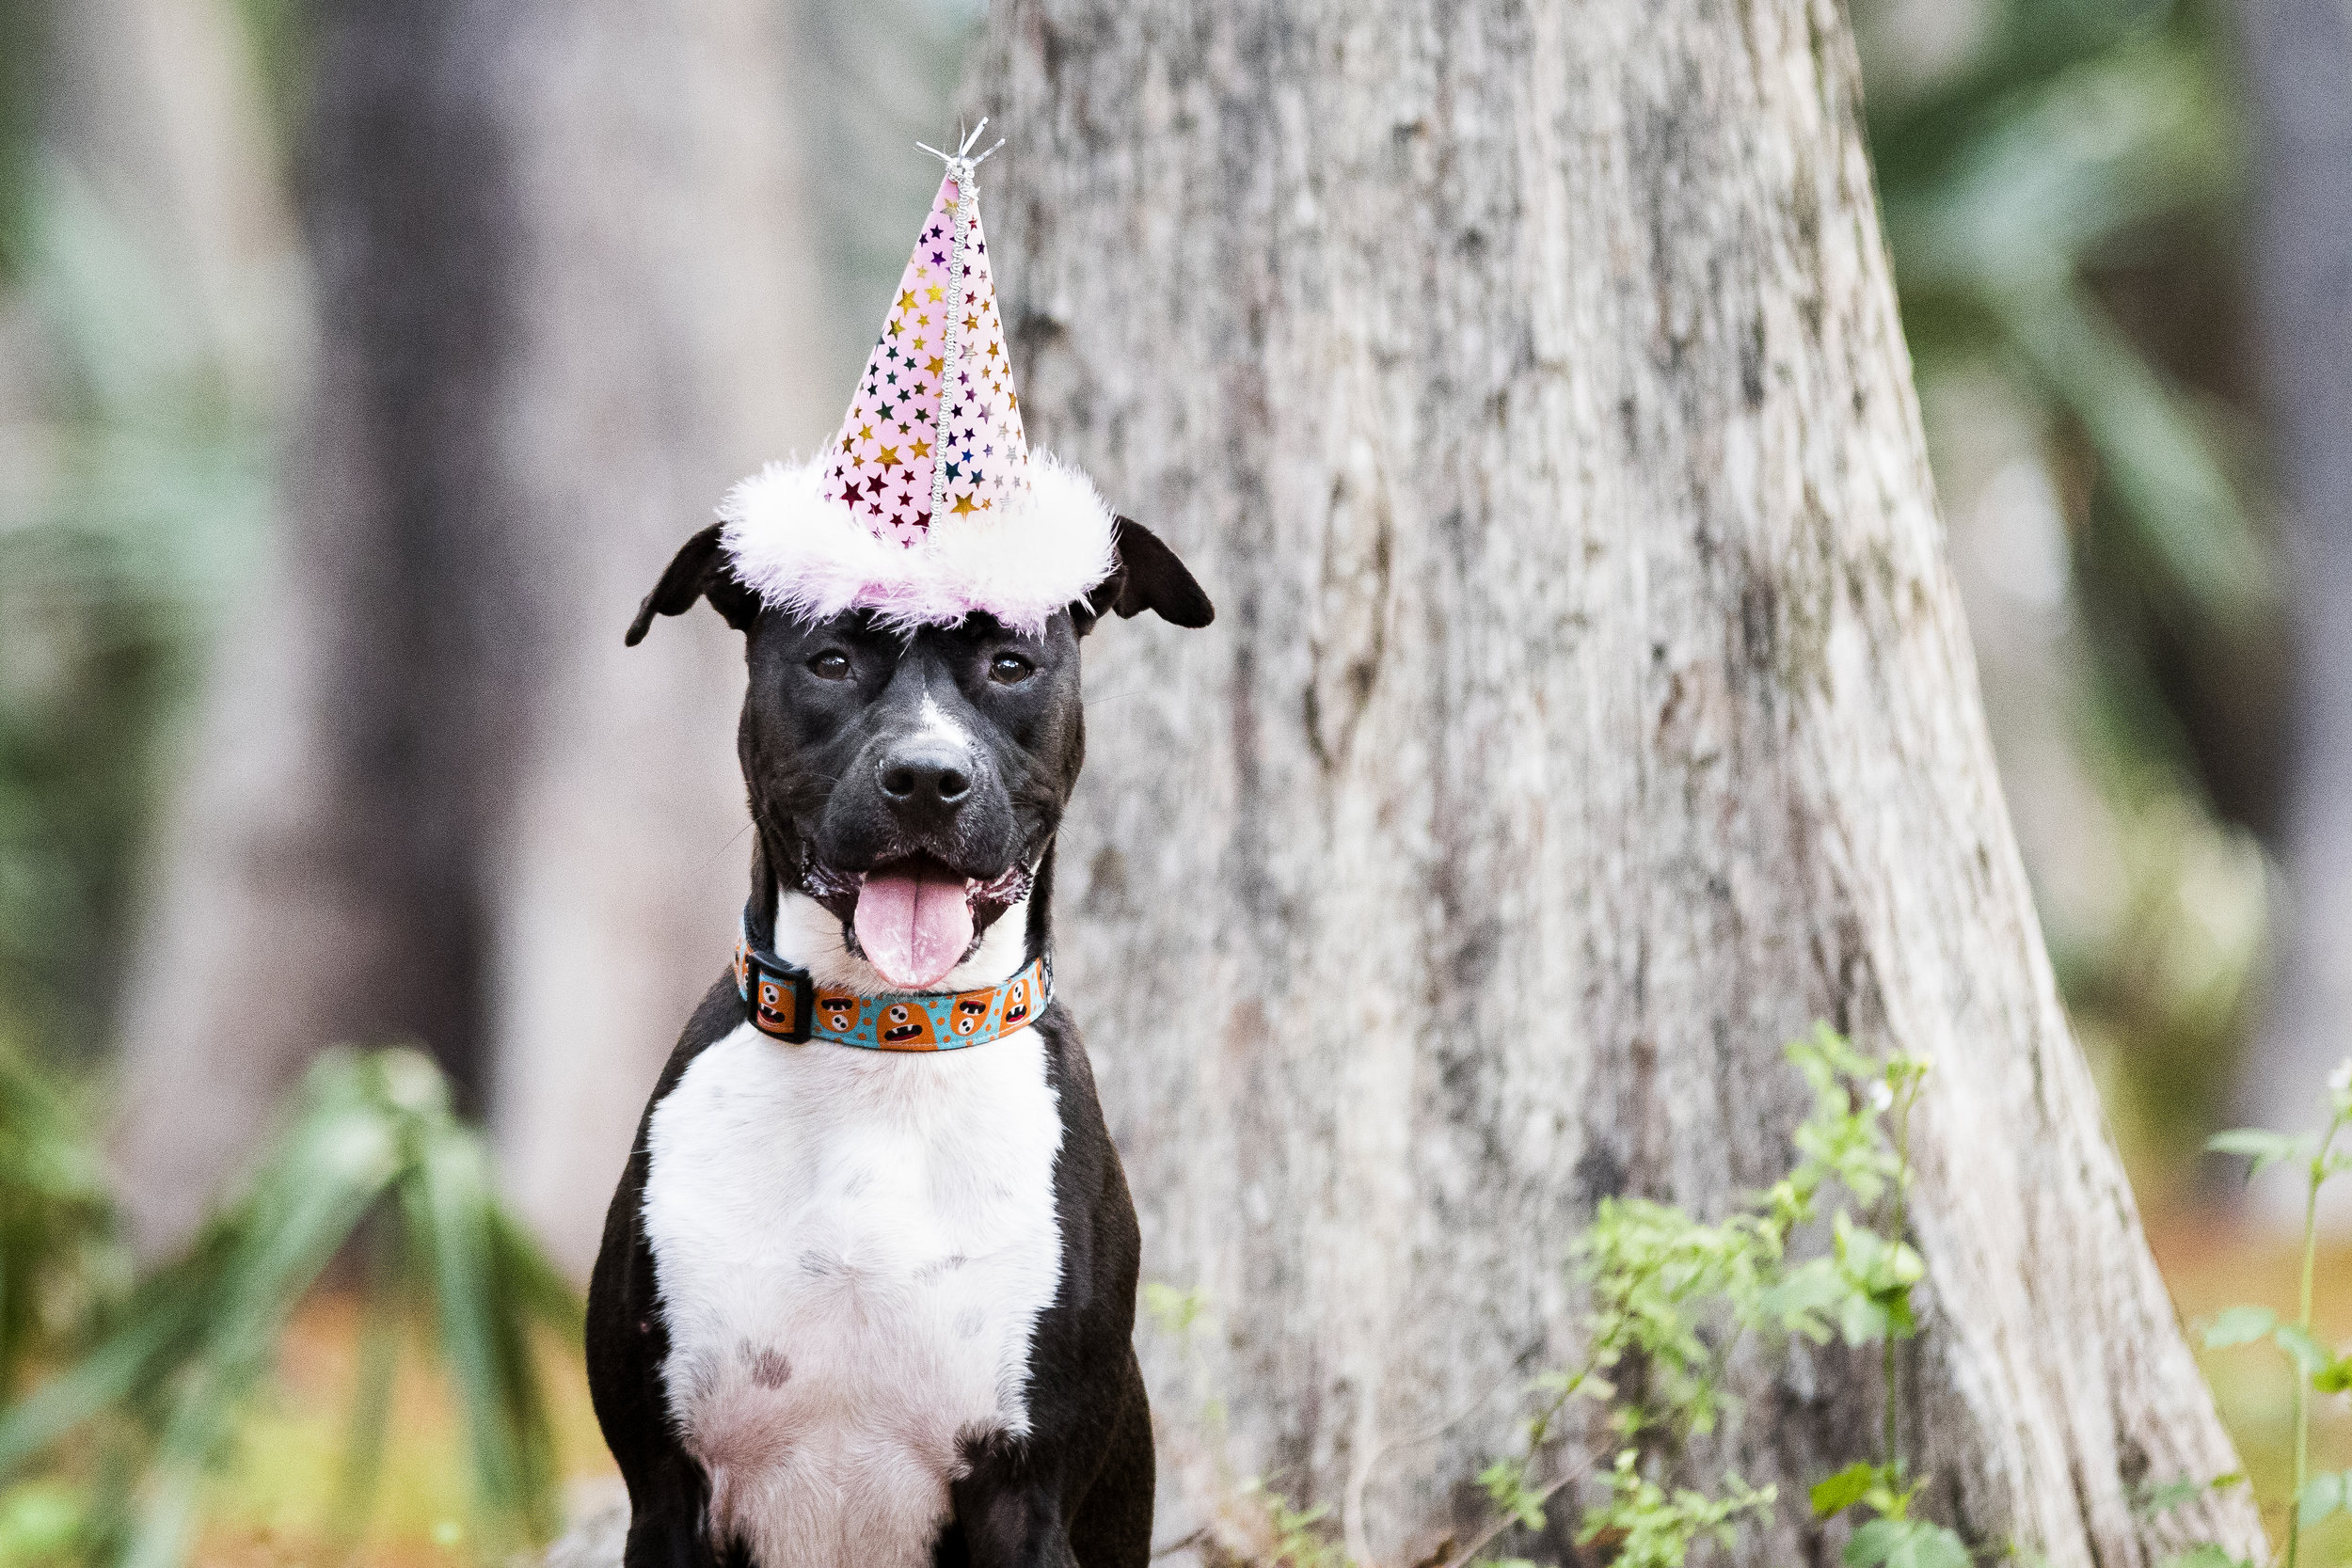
<box><xmin>691</xmin><ymin>819</ymin><xmax>755</xmax><ymax>877</ymax></box>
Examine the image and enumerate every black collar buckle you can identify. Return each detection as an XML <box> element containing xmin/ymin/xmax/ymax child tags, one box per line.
<box><xmin>735</xmin><ymin>935</ymin><xmax>814</xmax><ymax>1043</ymax></box>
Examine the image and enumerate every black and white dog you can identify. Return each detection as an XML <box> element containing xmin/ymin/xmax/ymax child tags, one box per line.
<box><xmin>586</xmin><ymin>516</ymin><xmax>1213</xmax><ymax>1568</ymax></box>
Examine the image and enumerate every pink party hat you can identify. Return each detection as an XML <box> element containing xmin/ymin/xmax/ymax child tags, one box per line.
<box><xmin>717</xmin><ymin>124</ymin><xmax>1116</xmax><ymax>635</ymax></box>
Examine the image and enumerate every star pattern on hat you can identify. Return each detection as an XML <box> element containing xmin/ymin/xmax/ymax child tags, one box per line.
<box><xmin>819</xmin><ymin>173</ymin><xmax>1031</xmax><ymax>545</ymax></box>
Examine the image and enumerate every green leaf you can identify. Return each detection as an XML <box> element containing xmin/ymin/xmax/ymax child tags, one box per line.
<box><xmin>2136</xmin><ymin>1475</ymin><xmax>2244</xmax><ymax>1516</ymax></box>
<box><xmin>488</xmin><ymin>1205</ymin><xmax>585</xmax><ymax>1343</ymax></box>
<box><xmin>117</xmin><ymin>1053</ymin><xmax>405</xmax><ymax>1568</ymax></box>
<box><xmin>2302</xmin><ymin>1472</ymin><xmax>2352</xmax><ymax>1528</ymax></box>
<box><xmin>330</xmin><ymin>1226</ymin><xmax>405</xmax><ymax>1544</ymax></box>
<box><xmin>2275</xmin><ymin>1322</ymin><xmax>2329</xmax><ymax>1378</ymax></box>
<box><xmin>1846</xmin><ymin>1518</ymin><xmax>1972</xmax><ymax>1568</ymax></box>
<box><xmin>1845</xmin><ymin>1518</ymin><xmax>1902</xmax><ymax>1568</ymax></box>
<box><xmin>406</xmin><ymin>1122</ymin><xmax>557</xmax><ymax>1546</ymax></box>
<box><xmin>1899</xmin><ymin>1525</ymin><xmax>1972</xmax><ymax>1568</ymax></box>
<box><xmin>0</xmin><ymin>1047</ymin><xmax>572</xmax><ymax>1563</ymax></box>
<box><xmin>1982</xmin><ymin>279</ymin><xmax>2271</xmax><ymax>625</ymax></box>
<box><xmin>2205</xmin><ymin>1130</ymin><xmax>2305</xmax><ymax>1179</ymax></box>
<box><xmin>1813</xmin><ymin>1463</ymin><xmax>1883</xmax><ymax>1519</ymax></box>
<box><xmin>2134</xmin><ymin>1478</ymin><xmax>2205</xmax><ymax>1516</ymax></box>
<box><xmin>1480</xmin><ymin>1458</ymin><xmax>1549</xmax><ymax>1531</ymax></box>
<box><xmin>2201</xmin><ymin>1306</ymin><xmax>2277</xmax><ymax>1349</ymax></box>
<box><xmin>1763</xmin><ymin>1257</ymin><xmax>1848</xmax><ymax>1343</ymax></box>
<box><xmin>2317</xmin><ymin>1355</ymin><xmax>2352</xmax><ymax>1394</ymax></box>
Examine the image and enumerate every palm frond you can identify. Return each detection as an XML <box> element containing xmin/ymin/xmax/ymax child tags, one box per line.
<box><xmin>1884</xmin><ymin>32</ymin><xmax>2270</xmax><ymax>629</ymax></box>
<box><xmin>0</xmin><ymin>1045</ymin><xmax>581</xmax><ymax>1567</ymax></box>
<box><xmin>0</xmin><ymin>1035</ymin><xmax>118</xmax><ymax>1402</ymax></box>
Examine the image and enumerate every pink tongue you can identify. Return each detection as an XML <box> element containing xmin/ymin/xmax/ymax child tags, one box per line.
<box><xmin>853</xmin><ymin>865</ymin><xmax>975</xmax><ymax>990</ymax></box>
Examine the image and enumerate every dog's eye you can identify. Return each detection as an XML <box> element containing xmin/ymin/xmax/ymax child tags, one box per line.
<box><xmin>807</xmin><ymin>650</ymin><xmax>852</xmax><ymax>681</ymax></box>
<box><xmin>988</xmin><ymin>653</ymin><xmax>1035</xmax><ymax>686</ymax></box>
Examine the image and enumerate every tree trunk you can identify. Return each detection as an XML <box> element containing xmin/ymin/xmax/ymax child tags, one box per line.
<box><xmin>2235</xmin><ymin>0</ymin><xmax>2352</xmax><ymax>1147</ymax></box>
<box><xmin>971</xmin><ymin>3</ymin><xmax>2262</xmax><ymax>1564</ymax></box>
<box><xmin>111</xmin><ymin>0</ymin><xmax>831</xmax><ymax>1269</ymax></box>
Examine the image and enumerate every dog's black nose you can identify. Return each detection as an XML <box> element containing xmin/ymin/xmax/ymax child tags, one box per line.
<box><xmin>877</xmin><ymin>743</ymin><xmax>973</xmax><ymax>814</ymax></box>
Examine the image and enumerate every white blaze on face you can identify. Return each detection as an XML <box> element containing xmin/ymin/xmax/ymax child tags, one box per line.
<box><xmin>849</xmin><ymin>692</ymin><xmax>986</xmax><ymax>990</ymax></box>
<box><xmin>912</xmin><ymin>693</ymin><xmax>975</xmax><ymax>753</ymax></box>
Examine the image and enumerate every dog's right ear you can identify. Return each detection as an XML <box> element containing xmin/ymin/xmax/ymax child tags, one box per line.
<box><xmin>626</xmin><ymin>524</ymin><xmax>762</xmax><ymax>645</ymax></box>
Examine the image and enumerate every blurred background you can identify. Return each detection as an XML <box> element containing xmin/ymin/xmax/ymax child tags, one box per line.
<box><xmin>1</xmin><ymin>0</ymin><xmax>2349</xmax><ymax>1560</ymax></box>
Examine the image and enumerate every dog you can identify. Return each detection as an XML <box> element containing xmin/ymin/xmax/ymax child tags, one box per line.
<box><xmin>586</xmin><ymin>514</ymin><xmax>1213</xmax><ymax>1568</ymax></box>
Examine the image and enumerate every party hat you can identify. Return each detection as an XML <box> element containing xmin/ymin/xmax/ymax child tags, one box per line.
<box><xmin>717</xmin><ymin>124</ymin><xmax>1116</xmax><ymax>635</ymax></box>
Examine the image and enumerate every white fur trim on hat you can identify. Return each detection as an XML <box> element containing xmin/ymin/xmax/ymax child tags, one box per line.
<box><xmin>716</xmin><ymin>451</ymin><xmax>1119</xmax><ymax>636</ymax></box>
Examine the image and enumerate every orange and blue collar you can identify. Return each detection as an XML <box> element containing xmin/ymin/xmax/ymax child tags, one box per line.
<box><xmin>734</xmin><ymin>912</ymin><xmax>1049</xmax><ymax>1051</ymax></box>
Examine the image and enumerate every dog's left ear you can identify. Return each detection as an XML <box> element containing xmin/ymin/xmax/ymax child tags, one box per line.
<box><xmin>626</xmin><ymin>524</ymin><xmax>761</xmax><ymax>645</ymax></box>
<box><xmin>1078</xmin><ymin>516</ymin><xmax>1215</xmax><ymax>636</ymax></box>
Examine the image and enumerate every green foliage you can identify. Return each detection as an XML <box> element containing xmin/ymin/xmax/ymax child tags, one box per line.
<box><xmin>1566</xmin><ymin>1030</ymin><xmax>1929</xmax><ymax>1442</ymax></box>
<box><xmin>1238</xmin><ymin>1482</ymin><xmax>1348</xmax><ymax>1568</ymax></box>
<box><xmin>1578</xmin><ymin>1449</ymin><xmax>1774</xmax><ymax>1568</ymax></box>
<box><xmin>0</xmin><ymin>156</ymin><xmax>277</xmax><ymax>1068</ymax></box>
<box><xmin>2135</xmin><ymin>1474</ymin><xmax>2245</xmax><ymax>1519</ymax></box>
<box><xmin>1861</xmin><ymin>0</ymin><xmax>2276</xmax><ymax>1179</ymax></box>
<box><xmin>0</xmin><ymin>1479</ymin><xmax>83</xmax><ymax>1567</ymax></box>
<box><xmin>226</xmin><ymin>0</ymin><xmax>318</xmax><ymax>150</ymax></box>
<box><xmin>1142</xmin><ymin>1281</ymin><xmax>1209</xmax><ymax>1343</ymax></box>
<box><xmin>0</xmin><ymin>0</ymin><xmax>42</xmax><ymax>279</ymax></box>
<box><xmin>1869</xmin><ymin>0</ymin><xmax>2265</xmax><ymax>642</ymax></box>
<box><xmin>0</xmin><ymin>1035</ymin><xmax>119</xmax><ymax>1399</ymax></box>
<box><xmin>2205</xmin><ymin>1307</ymin><xmax>2280</xmax><ymax>1350</ymax></box>
<box><xmin>1473</xmin><ymin>1028</ymin><xmax>1952</xmax><ymax>1568</ymax></box>
<box><xmin>2206</xmin><ymin>1132</ymin><xmax>2310</xmax><ymax>1182</ymax></box>
<box><xmin>1845</xmin><ymin>1515</ymin><xmax>1972</xmax><ymax>1568</ymax></box>
<box><xmin>1811</xmin><ymin>1462</ymin><xmax>1889</xmax><ymax>1521</ymax></box>
<box><xmin>0</xmin><ymin>1046</ymin><xmax>579</xmax><ymax>1568</ymax></box>
<box><xmin>2293</xmin><ymin>1471</ymin><xmax>2352</xmax><ymax>1530</ymax></box>
<box><xmin>1808</xmin><ymin>1462</ymin><xmax>1969</xmax><ymax>1568</ymax></box>
<box><xmin>2199</xmin><ymin>1056</ymin><xmax>2352</xmax><ymax>1568</ymax></box>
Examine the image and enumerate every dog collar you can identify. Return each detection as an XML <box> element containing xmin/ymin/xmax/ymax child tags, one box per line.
<box><xmin>733</xmin><ymin>911</ymin><xmax>1050</xmax><ymax>1051</ymax></box>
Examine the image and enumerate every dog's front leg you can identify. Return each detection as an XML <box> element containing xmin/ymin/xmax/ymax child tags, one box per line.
<box><xmin>622</xmin><ymin>1503</ymin><xmax>727</xmax><ymax>1568</ymax></box>
<box><xmin>951</xmin><ymin>1436</ymin><xmax>1078</xmax><ymax>1568</ymax></box>
<box><xmin>618</xmin><ymin>1451</ymin><xmax>737</xmax><ymax>1568</ymax></box>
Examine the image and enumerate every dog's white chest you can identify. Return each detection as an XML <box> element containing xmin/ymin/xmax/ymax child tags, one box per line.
<box><xmin>642</xmin><ymin>1023</ymin><xmax>1065</xmax><ymax>1568</ymax></box>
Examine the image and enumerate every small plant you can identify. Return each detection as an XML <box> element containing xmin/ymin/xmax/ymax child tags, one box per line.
<box><xmin>1148</xmin><ymin>1027</ymin><xmax>1968</xmax><ymax>1568</ymax></box>
<box><xmin>2142</xmin><ymin>1470</ymin><xmax>2256</xmax><ymax>1568</ymax></box>
<box><xmin>1232</xmin><ymin>1479</ymin><xmax>1351</xmax><ymax>1568</ymax></box>
<box><xmin>1807</xmin><ymin>1463</ymin><xmax>1966</xmax><ymax>1568</ymax></box>
<box><xmin>0</xmin><ymin>1045</ymin><xmax>579</xmax><ymax>1568</ymax></box>
<box><xmin>1471</xmin><ymin>1026</ymin><xmax>1961</xmax><ymax>1568</ymax></box>
<box><xmin>1585</xmin><ymin>1450</ymin><xmax>1773</xmax><ymax>1568</ymax></box>
<box><xmin>2202</xmin><ymin>1057</ymin><xmax>2352</xmax><ymax>1568</ymax></box>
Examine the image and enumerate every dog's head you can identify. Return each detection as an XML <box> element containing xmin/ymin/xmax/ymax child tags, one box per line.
<box><xmin>626</xmin><ymin>515</ymin><xmax>1211</xmax><ymax>990</ymax></box>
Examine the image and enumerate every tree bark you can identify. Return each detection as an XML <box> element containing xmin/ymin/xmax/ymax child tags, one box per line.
<box><xmin>2235</xmin><ymin>0</ymin><xmax>2352</xmax><ymax>1147</ymax></box>
<box><xmin>111</xmin><ymin>0</ymin><xmax>831</xmax><ymax>1269</ymax></box>
<box><xmin>972</xmin><ymin>3</ymin><xmax>2262</xmax><ymax>1564</ymax></box>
